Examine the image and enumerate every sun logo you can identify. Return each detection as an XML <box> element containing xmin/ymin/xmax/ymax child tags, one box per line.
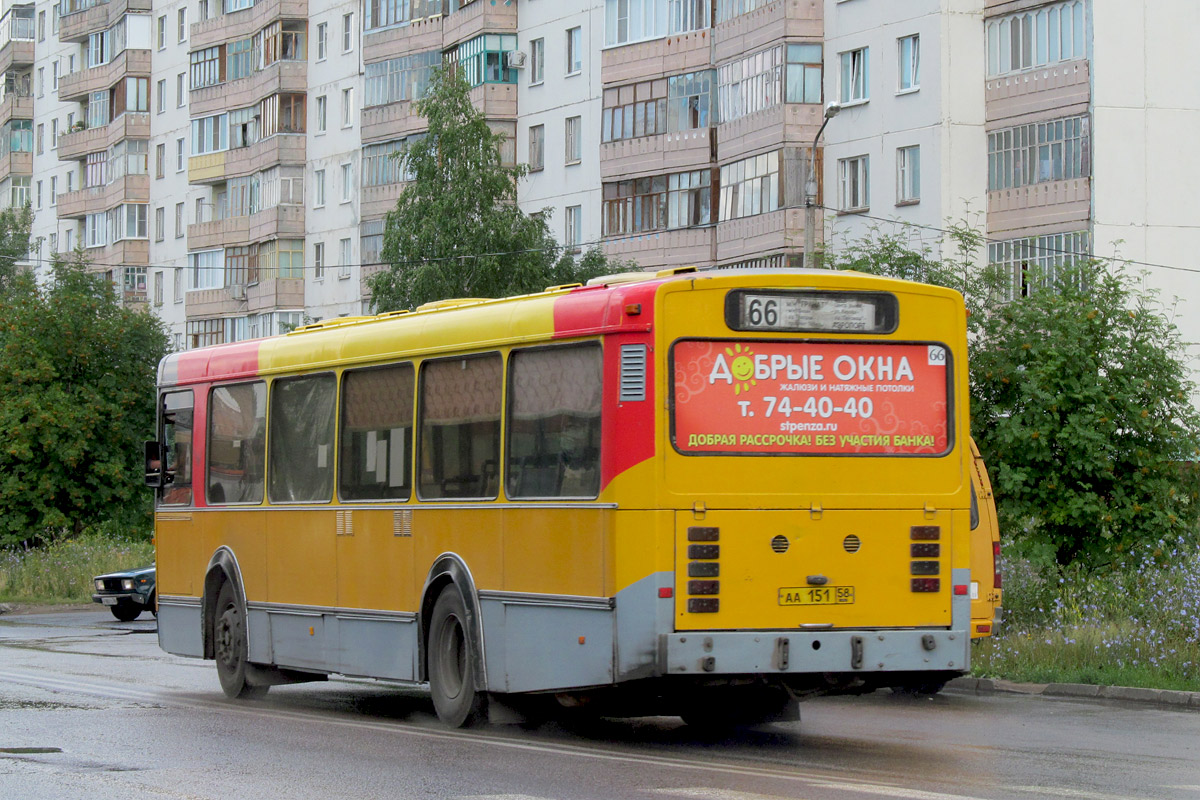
<box><xmin>727</xmin><ymin>344</ymin><xmax>756</xmax><ymax>395</ymax></box>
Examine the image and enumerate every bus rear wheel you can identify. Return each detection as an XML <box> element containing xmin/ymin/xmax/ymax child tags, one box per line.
<box><xmin>427</xmin><ymin>587</ymin><xmax>485</xmax><ymax>727</ymax></box>
<box><xmin>214</xmin><ymin>582</ymin><xmax>267</xmax><ymax>700</ymax></box>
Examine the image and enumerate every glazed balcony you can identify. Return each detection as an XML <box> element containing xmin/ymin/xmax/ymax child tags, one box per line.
<box><xmin>87</xmin><ymin>237</ymin><xmax>149</xmax><ymax>268</ymax></box>
<box><xmin>246</xmin><ymin>276</ymin><xmax>304</xmax><ymax>313</ymax></box>
<box><xmin>189</xmin><ymin>133</ymin><xmax>305</xmax><ymax>184</ymax></box>
<box><xmin>363</xmin><ymin>15</ymin><xmax>442</xmax><ymax>66</ymax></box>
<box><xmin>59</xmin><ymin>0</ymin><xmax>154</xmax><ymax>43</ymax></box>
<box><xmin>0</xmin><ymin>39</ymin><xmax>33</xmax><ymax>75</ymax></box>
<box><xmin>191</xmin><ymin>0</ymin><xmax>308</xmax><ymax>50</ymax></box>
<box><xmin>185</xmin><ymin>286</ymin><xmax>248</xmax><ymax>319</ymax></box>
<box><xmin>602</xmin><ymin>29</ymin><xmax>711</xmax><ymax>87</ymax></box>
<box><xmin>189</xmin><ymin>60</ymin><xmax>307</xmax><ymax>118</ymax></box>
<box><xmin>442</xmin><ymin>0</ymin><xmax>516</xmax><ymax>49</ymax></box>
<box><xmin>58</xmin><ymin>49</ymin><xmax>152</xmax><ymax>103</ymax></box>
<box><xmin>715</xmin><ymin>207</ymin><xmax>805</xmax><ymax>264</ymax></box>
<box><xmin>599</xmin><ymin>128</ymin><xmax>714</xmax><ymax>181</ymax></box>
<box><xmin>712</xmin><ymin>0</ymin><xmax>821</xmax><ymax>65</ymax></box>
<box><xmin>987</xmin><ymin>177</ymin><xmax>1091</xmax><ymax>235</ymax></box>
<box><xmin>57</xmin><ymin>112</ymin><xmax>150</xmax><ymax>161</ymax></box>
<box><xmin>716</xmin><ymin>102</ymin><xmax>821</xmax><ymax>164</ymax></box>
<box><xmin>0</xmin><ymin>150</ymin><xmax>31</xmax><ymax>183</ymax></box>
<box><xmin>0</xmin><ymin>92</ymin><xmax>32</xmax><ymax>127</ymax></box>
<box><xmin>361</xmin><ymin>99</ymin><xmax>426</xmax><ymax>144</ymax></box>
<box><xmin>56</xmin><ymin>175</ymin><xmax>150</xmax><ymax>219</ymax></box>
<box><xmin>469</xmin><ymin>83</ymin><xmax>515</xmax><ymax>120</ymax></box>
<box><xmin>986</xmin><ymin>59</ymin><xmax>1090</xmax><ymax>123</ymax></box>
<box><xmin>603</xmin><ymin>225</ymin><xmax>716</xmax><ymax>269</ymax></box>
<box><xmin>186</xmin><ymin>204</ymin><xmax>304</xmax><ymax>249</ymax></box>
<box><xmin>361</xmin><ymin>182</ymin><xmax>404</xmax><ymax>220</ymax></box>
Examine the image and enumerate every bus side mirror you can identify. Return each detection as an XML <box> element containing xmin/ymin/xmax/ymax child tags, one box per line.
<box><xmin>145</xmin><ymin>441</ymin><xmax>170</xmax><ymax>488</ymax></box>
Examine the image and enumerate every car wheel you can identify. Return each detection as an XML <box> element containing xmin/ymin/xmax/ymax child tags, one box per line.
<box><xmin>427</xmin><ymin>587</ymin><xmax>485</xmax><ymax>727</ymax></box>
<box><xmin>214</xmin><ymin>582</ymin><xmax>267</xmax><ymax>700</ymax></box>
<box><xmin>111</xmin><ymin>601</ymin><xmax>142</xmax><ymax>622</ymax></box>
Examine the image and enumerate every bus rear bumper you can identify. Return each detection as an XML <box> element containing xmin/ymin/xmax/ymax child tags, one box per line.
<box><xmin>660</xmin><ymin>627</ymin><xmax>970</xmax><ymax>676</ymax></box>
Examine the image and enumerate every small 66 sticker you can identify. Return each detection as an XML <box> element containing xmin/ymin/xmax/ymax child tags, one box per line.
<box><xmin>927</xmin><ymin>345</ymin><xmax>947</xmax><ymax>366</ymax></box>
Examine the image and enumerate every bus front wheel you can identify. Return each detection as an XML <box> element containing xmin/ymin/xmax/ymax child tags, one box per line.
<box><xmin>214</xmin><ymin>582</ymin><xmax>267</xmax><ymax>700</ymax></box>
<box><xmin>427</xmin><ymin>587</ymin><xmax>485</xmax><ymax>727</ymax></box>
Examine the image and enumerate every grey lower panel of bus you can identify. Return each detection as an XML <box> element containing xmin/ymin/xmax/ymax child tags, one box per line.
<box><xmin>248</xmin><ymin>604</ymin><xmax>419</xmax><ymax>681</ymax></box>
<box><xmin>157</xmin><ymin>597</ymin><xmax>203</xmax><ymax>658</ymax></box>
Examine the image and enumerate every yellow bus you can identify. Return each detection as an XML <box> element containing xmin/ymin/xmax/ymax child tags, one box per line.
<box><xmin>146</xmin><ymin>267</ymin><xmax>996</xmax><ymax>727</ymax></box>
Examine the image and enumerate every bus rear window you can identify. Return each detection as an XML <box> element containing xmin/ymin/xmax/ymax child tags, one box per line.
<box><xmin>671</xmin><ymin>339</ymin><xmax>951</xmax><ymax>456</ymax></box>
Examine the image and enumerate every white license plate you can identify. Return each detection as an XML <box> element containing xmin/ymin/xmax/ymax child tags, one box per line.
<box><xmin>101</xmin><ymin>597</ymin><xmax>117</xmax><ymax>605</ymax></box>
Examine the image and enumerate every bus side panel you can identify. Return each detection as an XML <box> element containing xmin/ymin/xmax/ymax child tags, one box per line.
<box><xmin>483</xmin><ymin>599</ymin><xmax>615</xmax><ymax>693</ymax></box>
<box><xmin>259</xmin><ymin>509</ymin><xmax>336</xmax><ymax>669</ymax></box>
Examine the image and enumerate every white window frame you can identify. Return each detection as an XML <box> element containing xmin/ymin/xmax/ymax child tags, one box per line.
<box><xmin>838</xmin><ymin>154</ymin><xmax>870</xmax><ymax>212</ymax></box>
<box><xmin>342</xmin><ymin>13</ymin><xmax>354</xmax><ymax>53</ymax></box>
<box><xmin>177</xmin><ymin>7</ymin><xmax>187</xmax><ymax>43</ymax></box>
<box><xmin>897</xmin><ymin>34</ymin><xmax>919</xmax><ymax>93</ymax></box>
<box><xmin>317</xmin><ymin>22</ymin><xmax>327</xmax><ymax>60</ymax></box>
<box><xmin>839</xmin><ymin>47</ymin><xmax>869</xmax><ymax>105</ymax></box>
<box><xmin>896</xmin><ymin>145</ymin><xmax>920</xmax><ymax>204</ymax></box>
<box><xmin>342</xmin><ymin>88</ymin><xmax>353</xmax><ymax>128</ymax></box>
<box><xmin>529</xmin><ymin>124</ymin><xmax>544</xmax><ymax>171</ymax></box>
<box><xmin>530</xmin><ymin>38</ymin><xmax>544</xmax><ymax>85</ymax></box>
<box><xmin>565</xmin><ymin>116</ymin><xmax>581</xmax><ymax>165</ymax></box>
<box><xmin>316</xmin><ymin>95</ymin><xmax>327</xmax><ymax>133</ymax></box>
<box><xmin>313</xmin><ymin>241</ymin><xmax>324</xmax><ymax>279</ymax></box>
<box><xmin>340</xmin><ymin>162</ymin><xmax>352</xmax><ymax>202</ymax></box>
<box><xmin>314</xmin><ymin>168</ymin><xmax>325</xmax><ymax>207</ymax></box>
<box><xmin>339</xmin><ymin>238</ymin><xmax>352</xmax><ymax>278</ymax></box>
<box><xmin>566</xmin><ymin>27</ymin><xmax>582</xmax><ymax>75</ymax></box>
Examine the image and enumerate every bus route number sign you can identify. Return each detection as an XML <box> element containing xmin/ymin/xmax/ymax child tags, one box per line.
<box><xmin>778</xmin><ymin>586</ymin><xmax>855</xmax><ymax>606</ymax></box>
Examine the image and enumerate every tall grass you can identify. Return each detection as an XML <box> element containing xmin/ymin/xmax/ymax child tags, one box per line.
<box><xmin>972</xmin><ymin>541</ymin><xmax>1200</xmax><ymax>691</ymax></box>
<box><xmin>0</xmin><ymin>533</ymin><xmax>154</xmax><ymax>604</ymax></box>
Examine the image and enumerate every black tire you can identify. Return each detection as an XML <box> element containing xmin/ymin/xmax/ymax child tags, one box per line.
<box><xmin>427</xmin><ymin>587</ymin><xmax>485</xmax><ymax>727</ymax></box>
<box><xmin>110</xmin><ymin>601</ymin><xmax>142</xmax><ymax>622</ymax></box>
<box><xmin>213</xmin><ymin>582</ymin><xmax>267</xmax><ymax>700</ymax></box>
<box><xmin>149</xmin><ymin>593</ymin><xmax>157</xmax><ymax>617</ymax></box>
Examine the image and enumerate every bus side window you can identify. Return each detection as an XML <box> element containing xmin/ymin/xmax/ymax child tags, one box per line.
<box><xmin>160</xmin><ymin>390</ymin><xmax>194</xmax><ymax>506</ymax></box>
<box><xmin>268</xmin><ymin>373</ymin><xmax>337</xmax><ymax>503</ymax></box>
<box><xmin>506</xmin><ymin>344</ymin><xmax>602</xmax><ymax>499</ymax></box>
<box><xmin>339</xmin><ymin>363</ymin><xmax>414</xmax><ymax>501</ymax></box>
<box><xmin>418</xmin><ymin>354</ymin><xmax>502</xmax><ymax>500</ymax></box>
<box><xmin>208</xmin><ymin>382</ymin><xmax>267</xmax><ymax>505</ymax></box>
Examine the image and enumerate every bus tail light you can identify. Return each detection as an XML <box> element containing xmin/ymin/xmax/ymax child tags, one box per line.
<box><xmin>658</xmin><ymin>587</ymin><xmax>673</xmax><ymax>598</ymax></box>
<box><xmin>993</xmin><ymin>541</ymin><xmax>1002</xmax><ymax>589</ymax></box>
<box><xmin>953</xmin><ymin>584</ymin><xmax>969</xmax><ymax>595</ymax></box>
<box><xmin>911</xmin><ymin>578</ymin><xmax>940</xmax><ymax>593</ymax></box>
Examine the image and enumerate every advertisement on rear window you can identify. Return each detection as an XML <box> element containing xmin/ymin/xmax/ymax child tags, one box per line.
<box><xmin>672</xmin><ymin>340</ymin><xmax>950</xmax><ymax>455</ymax></box>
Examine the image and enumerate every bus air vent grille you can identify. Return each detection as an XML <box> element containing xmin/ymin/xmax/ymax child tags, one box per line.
<box><xmin>770</xmin><ymin>535</ymin><xmax>789</xmax><ymax>553</ymax></box>
<box><xmin>843</xmin><ymin>534</ymin><xmax>862</xmax><ymax>553</ymax></box>
<box><xmin>393</xmin><ymin>509</ymin><xmax>412</xmax><ymax>537</ymax></box>
<box><xmin>619</xmin><ymin>344</ymin><xmax>647</xmax><ymax>402</ymax></box>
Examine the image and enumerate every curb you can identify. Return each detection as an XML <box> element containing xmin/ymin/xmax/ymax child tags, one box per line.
<box><xmin>946</xmin><ymin>676</ymin><xmax>1200</xmax><ymax>710</ymax></box>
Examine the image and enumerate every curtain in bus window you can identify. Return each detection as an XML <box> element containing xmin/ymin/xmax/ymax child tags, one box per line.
<box><xmin>419</xmin><ymin>354</ymin><xmax>501</xmax><ymax>499</ymax></box>
<box><xmin>161</xmin><ymin>390</ymin><xmax>194</xmax><ymax>506</ymax></box>
<box><xmin>507</xmin><ymin>345</ymin><xmax>602</xmax><ymax>498</ymax></box>
<box><xmin>339</xmin><ymin>363</ymin><xmax>414</xmax><ymax>501</ymax></box>
<box><xmin>268</xmin><ymin>374</ymin><xmax>336</xmax><ymax>503</ymax></box>
<box><xmin>207</xmin><ymin>382</ymin><xmax>266</xmax><ymax>504</ymax></box>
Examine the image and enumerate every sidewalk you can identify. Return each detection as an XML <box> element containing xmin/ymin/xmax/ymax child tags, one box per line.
<box><xmin>947</xmin><ymin>676</ymin><xmax>1200</xmax><ymax>710</ymax></box>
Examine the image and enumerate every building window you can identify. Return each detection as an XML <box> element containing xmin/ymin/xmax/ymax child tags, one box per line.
<box><xmin>37</xmin><ymin>10</ymin><xmax>44</xmax><ymax>42</ymax></box>
<box><xmin>566</xmin><ymin>27</ymin><xmax>582</xmax><ymax>74</ymax></box>
<box><xmin>363</xmin><ymin>138</ymin><xmax>416</xmax><ymax>186</ymax></box>
<box><xmin>85</xmin><ymin>152</ymin><xmax>105</xmax><ymax>187</ymax></box>
<box><xmin>52</xmin><ymin>61</ymin><xmax>58</xmax><ymax>91</ymax></box>
<box><xmin>342</xmin><ymin>13</ymin><xmax>354</xmax><ymax>53</ymax></box>
<box><xmin>669</xmin><ymin>169</ymin><xmax>714</xmax><ymax>228</ymax></box>
<box><xmin>719</xmin><ymin>152</ymin><xmax>779</xmax><ymax>221</ymax></box>
<box><xmin>154</xmin><ymin>271</ymin><xmax>163</xmax><ymax>306</ymax></box>
<box><xmin>156</xmin><ymin>143</ymin><xmax>165</xmax><ymax>178</ymax></box>
<box><xmin>50</xmin><ymin>119</ymin><xmax>57</xmax><ymax>149</ymax></box>
<box><xmin>177</xmin><ymin>72</ymin><xmax>186</xmax><ymax>107</ymax></box>
<box><xmin>987</xmin><ymin>0</ymin><xmax>1087</xmax><ymax>78</ymax></box>
<box><xmin>364</xmin><ymin>50</ymin><xmax>439</xmax><ymax>108</ymax></box>
<box><xmin>317</xmin><ymin>22</ymin><xmax>327</xmax><ymax>60</ymax></box>
<box><xmin>227</xmin><ymin>38</ymin><xmax>254</xmax><ymax>81</ymax></box>
<box><xmin>606</xmin><ymin>171</ymin><xmax>714</xmax><ymax>235</ymax></box>
<box><xmin>565</xmin><ymin>116</ymin><xmax>581</xmax><ymax>164</ymax></box>
<box><xmin>155</xmin><ymin>206</ymin><xmax>165</xmax><ymax>241</ymax></box>
<box><xmin>530</xmin><ymin>38</ymin><xmax>545</xmax><ymax>84</ymax></box>
<box><xmin>897</xmin><ymin>145</ymin><xmax>920</xmax><ymax>204</ymax></box>
<box><xmin>989</xmin><ymin>230</ymin><xmax>1090</xmax><ymax>300</ymax></box>
<box><xmin>341</xmin><ymin>162</ymin><xmax>352</xmax><ymax>202</ymax></box>
<box><xmin>50</xmin><ymin>176</ymin><xmax>56</xmax><ymax>206</ymax></box>
<box><xmin>156</xmin><ymin>79</ymin><xmax>166</xmax><ymax>113</ymax></box>
<box><xmin>718</xmin><ymin>46</ymin><xmax>782</xmax><ymax>123</ymax></box>
<box><xmin>314</xmin><ymin>168</ymin><xmax>325</xmax><ymax>206</ymax></box>
<box><xmin>602</xmin><ymin>79</ymin><xmax>666</xmax><ymax>142</ymax></box>
<box><xmin>35</xmin><ymin>123</ymin><xmax>42</xmax><ymax>155</ymax></box>
<box><xmin>785</xmin><ymin>44</ymin><xmax>822</xmax><ymax>104</ymax></box>
<box><xmin>157</xmin><ymin>15</ymin><xmax>166</xmax><ymax>50</ymax></box>
<box><xmin>342</xmin><ymin>88</ymin><xmax>353</xmax><ymax>127</ymax></box>
<box><xmin>177</xmin><ymin>137</ymin><xmax>185</xmax><ymax>170</ymax></box>
<box><xmin>987</xmin><ymin>115</ymin><xmax>1089</xmax><ymax>191</ymax></box>
<box><xmin>35</xmin><ymin>179</ymin><xmax>41</xmax><ymax>208</ymax></box>
<box><xmin>313</xmin><ymin>241</ymin><xmax>324</xmax><ymax>279</ymax></box>
<box><xmin>529</xmin><ymin>124</ymin><xmax>544</xmax><ymax>171</ymax></box>
<box><xmin>667</xmin><ymin>70</ymin><xmax>714</xmax><ymax>130</ymax></box>
<box><xmin>604</xmin><ymin>0</ymin><xmax>709</xmax><ymax>46</ymax></box>
<box><xmin>448</xmin><ymin>34</ymin><xmax>519</xmax><ymax>88</ymax></box>
<box><xmin>897</xmin><ymin>35</ymin><xmax>919</xmax><ymax>92</ymax></box>
<box><xmin>177</xmin><ymin>8</ymin><xmax>187</xmax><ymax>42</ymax></box>
<box><xmin>839</xmin><ymin>47</ymin><xmax>869</xmax><ymax>104</ymax></box>
<box><xmin>565</xmin><ymin>205</ymin><xmax>581</xmax><ymax>253</ymax></box>
<box><xmin>10</xmin><ymin>176</ymin><xmax>29</xmax><ymax>208</ymax></box>
<box><xmin>316</xmin><ymin>95</ymin><xmax>327</xmax><ymax>132</ymax></box>
<box><xmin>190</xmin><ymin>46</ymin><xmax>224</xmax><ymax>90</ymax></box>
<box><xmin>339</xmin><ymin>238</ymin><xmax>351</xmax><ymax>278</ymax></box>
<box><xmin>838</xmin><ymin>155</ymin><xmax>870</xmax><ymax>212</ymax></box>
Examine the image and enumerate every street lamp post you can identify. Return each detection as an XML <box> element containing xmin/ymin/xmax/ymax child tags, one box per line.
<box><xmin>804</xmin><ymin>101</ymin><xmax>841</xmax><ymax>270</ymax></box>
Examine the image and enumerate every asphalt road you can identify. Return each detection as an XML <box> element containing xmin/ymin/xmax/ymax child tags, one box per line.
<box><xmin>1</xmin><ymin>608</ymin><xmax>1198</xmax><ymax>800</ymax></box>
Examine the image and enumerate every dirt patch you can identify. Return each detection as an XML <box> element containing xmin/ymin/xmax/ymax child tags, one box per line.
<box><xmin>0</xmin><ymin>603</ymin><xmax>94</xmax><ymax>616</ymax></box>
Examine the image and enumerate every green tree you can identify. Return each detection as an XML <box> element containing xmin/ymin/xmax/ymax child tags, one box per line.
<box><xmin>0</xmin><ymin>205</ymin><xmax>33</xmax><ymax>294</ymax></box>
<box><xmin>0</xmin><ymin>251</ymin><xmax>169</xmax><ymax>546</ymax></box>
<box><xmin>368</xmin><ymin>65</ymin><xmax>625</xmax><ymax>311</ymax></box>
<box><xmin>825</xmin><ymin>227</ymin><xmax>1200</xmax><ymax>567</ymax></box>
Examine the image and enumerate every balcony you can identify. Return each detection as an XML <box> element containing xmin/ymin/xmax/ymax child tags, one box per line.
<box><xmin>187</xmin><ymin>204</ymin><xmax>305</xmax><ymax>249</ymax></box>
<box><xmin>363</xmin><ymin>15</ymin><xmax>442</xmax><ymax>66</ymax></box>
<box><xmin>0</xmin><ymin>39</ymin><xmax>33</xmax><ymax>75</ymax></box>
<box><xmin>58</xmin><ymin>49</ymin><xmax>152</xmax><ymax>103</ymax></box>
<box><xmin>246</xmin><ymin>276</ymin><xmax>304</xmax><ymax>313</ymax></box>
<box><xmin>190</xmin><ymin>60</ymin><xmax>307</xmax><ymax>118</ymax></box>
<box><xmin>715</xmin><ymin>207</ymin><xmax>805</xmax><ymax>264</ymax></box>
<box><xmin>189</xmin><ymin>134</ymin><xmax>306</xmax><ymax>184</ymax></box>
<box><xmin>56</xmin><ymin>175</ymin><xmax>150</xmax><ymax>219</ymax></box>
<box><xmin>603</xmin><ymin>226</ymin><xmax>716</xmax><ymax>269</ymax></box>
<box><xmin>57</xmin><ymin>112</ymin><xmax>150</xmax><ymax>161</ymax></box>
<box><xmin>602</xmin><ymin>29</ymin><xmax>712</xmax><ymax>87</ymax></box>
<box><xmin>0</xmin><ymin>150</ymin><xmax>31</xmax><ymax>183</ymax></box>
<box><xmin>0</xmin><ymin>93</ymin><xmax>32</xmax><ymax>127</ymax></box>
<box><xmin>468</xmin><ymin>82</ymin><xmax>516</xmax><ymax>120</ymax></box>
<box><xmin>361</xmin><ymin>99</ymin><xmax>426</xmax><ymax>144</ymax></box>
<box><xmin>987</xmin><ymin>177</ymin><xmax>1091</xmax><ymax>235</ymax></box>
<box><xmin>191</xmin><ymin>0</ymin><xmax>308</xmax><ymax>50</ymax></box>
<box><xmin>442</xmin><ymin>0</ymin><xmax>516</xmax><ymax>49</ymax></box>
<box><xmin>600</xmin><ymin>128</ymin><xmax>714</xmax><ymax>181</ymax></box>
<box><xmin>362</xmin><ymin>182</ymin><xmax>404</xmax><ymax>220</ymax></box>
<box><xmin>713</xmin><ymin>0</ymin><xmax>820</xmax><ymax>65</ymax></box>
<box><xmin>185</xmin><ymin>286</ymin><xmax>248</xmax><ymax>319</ymax></box>
<box><xmin>716</xmin><ymin>102</ymin><xmax>821</xmax><ymax>163</ymax></box>
<box><xmin>986</xmin><ymin>60</ymin><xmax>1090</xmax><ymax>123</ymax></box>
<box><xmin>59</xmin><ymin>0</ymin><xmax>154</xmax><ymax>43</ymax></box>
<box><xmin>87</xmin><ymin>238</ymin><xmax>149</xmax><ymax>268</ymax></box>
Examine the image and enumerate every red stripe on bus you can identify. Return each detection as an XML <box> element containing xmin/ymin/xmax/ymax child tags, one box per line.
<box><xmin>552</xmin><ymin>281</ymin><xmax>659</xmax><ymax>337</ymax></box>
<box><xmin>174</xmin><ymin>340</ymin><xmax>262</xmax><ymax>383</ymax></box>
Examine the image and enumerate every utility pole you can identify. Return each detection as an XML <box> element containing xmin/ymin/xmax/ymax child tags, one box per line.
<box><xmin>804</xmin><ymin>102</ymin><xmax>841</xmax><ymax>269</ymax></box>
